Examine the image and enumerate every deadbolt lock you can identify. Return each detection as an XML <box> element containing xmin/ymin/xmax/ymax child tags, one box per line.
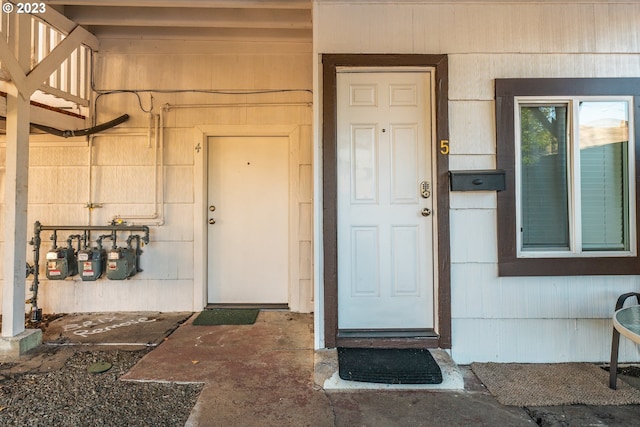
<box><xmin>420</xmin><ymin>181</ymin><xmax>431</xmax><ymax>199</ymax></box>
<box><xmin>209</xmin><ymin>205</ymin><xmax>216</xmax><ymax>212</ymax></box>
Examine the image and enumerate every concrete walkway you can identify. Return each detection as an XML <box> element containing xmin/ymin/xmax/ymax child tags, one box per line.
<box><xmin>8</xmin><ymin>310</ymin><xmax>640</xmax><ymax>426</ymax></box>
<box><xmin>118</xmin><ymin>312</ymin><xmax>529</xmax><ymax>426</ymax></box>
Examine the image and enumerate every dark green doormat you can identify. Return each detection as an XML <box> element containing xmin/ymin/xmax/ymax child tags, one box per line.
<box><xmin>192</xmin><ymin>309</ymin><xmax>259</xmax><ymax>326</ymax></box>
<box><xmin>338</xmin><ymin>347</ymin><xmax>443</xmax><ymax>384</ymax></box>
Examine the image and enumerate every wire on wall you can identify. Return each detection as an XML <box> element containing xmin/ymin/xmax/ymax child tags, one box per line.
<box><xmin>89</xmin><ymin>50</ymin><xmax>313</xmax><ymax>119</ymax></box>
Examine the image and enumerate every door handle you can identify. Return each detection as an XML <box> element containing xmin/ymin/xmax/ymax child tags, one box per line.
<box><xmin>421</xmin><ymin>208</ymin><xmax>431</xmax><ymax>217</ymax></box>
<box><xmin>209</xmin><ymin>218</ymin><xmax>216</xmax><ymax>225</ymax></box>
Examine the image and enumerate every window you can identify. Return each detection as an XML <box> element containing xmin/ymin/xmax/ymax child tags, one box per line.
<box><xmin>517</xmin><ymin>99</ymin><xmax>634</xmax><ymax>255</ymax></box>
<box><xmin>496</xmin><ymin>79</ymin><xmax>640</xmax><ymax>276</ymax></box>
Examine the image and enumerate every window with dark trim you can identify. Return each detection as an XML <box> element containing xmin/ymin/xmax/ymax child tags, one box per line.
<box><xmin>496</xmin><ymin>78</ymin><xmax>640</xmax><ymax>276</ymax></box>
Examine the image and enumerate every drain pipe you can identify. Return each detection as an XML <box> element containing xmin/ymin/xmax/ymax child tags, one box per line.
<box><xmin>31</xmin><ymin>114</ymin><xmax>130</xmax><ymax>138</ymax></box>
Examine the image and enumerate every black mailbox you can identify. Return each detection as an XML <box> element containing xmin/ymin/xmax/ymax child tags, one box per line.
<box><xmin>449</xmin><ymin>170</ymin><xmax>506</xmax><ymax>192</ymax></box>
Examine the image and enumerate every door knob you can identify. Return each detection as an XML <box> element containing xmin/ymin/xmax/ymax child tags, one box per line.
<box><xmin>209</xmin><ymin>218</ymin><xmax>216</xmax><ymax>225</ymax></box>
<box><xmin>421</xmin><ymin>208</ymin><xmax>431</xmax><ymax>217</ymax></box>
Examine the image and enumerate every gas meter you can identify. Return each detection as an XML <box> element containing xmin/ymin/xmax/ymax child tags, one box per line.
<box><xmin>45</xmin><ymin>234</ymin><xmax>81</xmax><ymax>280</ymax></box>
<box><xmin>76</xmin><ymin>232</ymin><xmax>107</xmax><ymax>281</ymax></box>
<box><xmin>77</xmin><ymin>247</ymin><xmax>106</xmax><ymax>281</ymax></box>
<box><xmin>107</xmin><ymin>234</ymin><xmax>142</xmax><ymax>280</ymax></box>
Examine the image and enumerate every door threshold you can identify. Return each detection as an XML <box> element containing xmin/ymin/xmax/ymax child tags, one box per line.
<box><xmin>206</xmin><ymin>303</ymin><xmax>289</xmax><ymax>310</ymax></box>
<box><xmin>337</xmin><ymin>329</ymin><xmax>439</xmax><ymax>349</ymax></box>
<box><xmin>338</xmin><ymin>329</ymin><xmax>438</xmax><ymax>339</ymax></box>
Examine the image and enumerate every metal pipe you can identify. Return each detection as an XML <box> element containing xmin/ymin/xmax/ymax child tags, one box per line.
<box><xmin>28</xmin><ymin>221</ymin><xmax>42</xmax><ymax>322</ymax></box>
<box><xmin>96</xmin><ymin>234</ymin><xmax>113</xmax><ymax>250</ymax></box>
<box><xmin>36</xmin><ymin>224</ymin><xmax>150</xmax><ymax>246</ymax></box>
<box><xmin>112</xmin><ymin>113</ymin><xmax>164</xmax><ymax>225</ymax></box>
<box><xmin>82</xmin><ymin>230</ymin><xmax>89</xmax><ymax>250</ymax></box>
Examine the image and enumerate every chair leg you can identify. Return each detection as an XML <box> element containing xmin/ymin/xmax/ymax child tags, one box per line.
<box><xmin>610</xmin><ymin>327</ymin><xmax>621</xmax><ymax>390</ymax></box>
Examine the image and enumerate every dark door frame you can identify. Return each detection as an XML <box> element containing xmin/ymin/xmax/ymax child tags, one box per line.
<box><xmin>322</xmin><ymin>54</ymin><xmax>451</xmax><ymax>349</ymax></box>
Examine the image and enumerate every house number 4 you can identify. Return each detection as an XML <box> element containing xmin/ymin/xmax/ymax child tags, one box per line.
<box><xmin>439</xmin><ymin>139</ymin><xmax>450</xmax><ymax>155</ymax></box>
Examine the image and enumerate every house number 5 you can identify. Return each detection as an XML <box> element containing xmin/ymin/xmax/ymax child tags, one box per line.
<box><xmin>440</xmin><ymin>139</ymin><xmax>450</xmax><ymax>155</ymax></box>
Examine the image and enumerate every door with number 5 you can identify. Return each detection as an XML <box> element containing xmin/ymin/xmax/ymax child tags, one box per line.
<box><xmin>337</xmin><ymin>69</ymin><xmax>436</xmax><ymax>331</ymax></box>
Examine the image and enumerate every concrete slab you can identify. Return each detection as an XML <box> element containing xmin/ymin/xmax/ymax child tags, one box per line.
<box><xmin>0</xmin><ymin>329</ymin><xmax>42</xmax><ymax>358</ymax></box>
<box><xmin>43</xmin><ymin>312</ymin><xmax>192</xmax><ymax>348</ymax></box>
<box><xmin>3</xmin><ymin>311</ymin><xmax>639</xmax><ymax>426</ymax></box>
<box><xmin>320</xmin><ymin>349</ymin><xmax>464</xmax><ymax>390</ymax></box>
<box><xmin>122</xmin><ymin>311</ymin><xmax>536</xmax><ymax>426</ymax></box>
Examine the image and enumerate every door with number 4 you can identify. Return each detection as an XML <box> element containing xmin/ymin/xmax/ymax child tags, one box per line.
<box><xmin>337</xmin><ymin>69</ymin><xmax>435</xmax><ymax>330</ymax></box>
<box><xmin>207</xmin><ymin>136</ymin><xmax>289</xmax><ymax>306</ymax></box>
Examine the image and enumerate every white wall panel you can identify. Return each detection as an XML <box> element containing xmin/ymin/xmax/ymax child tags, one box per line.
<box><xmin>448</xmin><ymin>155</ymin><xmax>496</xmax><ymax>171</ymax></box>
<box><xmin>156</xmin><ymin>203</ymin><xmax>194</xmax><ymax>242</ymax></box>
<box><xmin>27</xmin><ymin>205</ymin><xmax>88</xmax><ymax>229</ymax></box>
<box><xmin>247</xmin><ymin>105</ymin><xmax>312</xmax><ymax>126</ymax></box>
<box><xmin>299</xmin><ymin>125</ymin><xmax>313</xmax><ymax>164</ymax></box>
<box><xmin>452</xmin><ymin>318</ymin><xmax>640</xmax><ymax>364</ymax></box>
<box><xmin>38</xmin><ymin>279</ymin><xmax>194</xmax><ymax>313</ymax></box>
<box><xmin>137</xmin><ymin>242</ymin><xmax>194</xmax><ymax>281</ymax></box>
<box><xmin>299</xmin><ymin>203</ymin><xmax>313</xmax><ymax>241</ymax></box>
<box><xmin>450</xmin><ymin>209</ymin><xmax>497</xmax><ymax>263</ymax></box>
<box><xmin>174</xmin><ymin>107</ymin><xmax>246</xmax><ymax>129</ymax></box>
<box><xmin>164</xmin><ymin>166</ymin><xmax>194</xmax><ymax>204</ymax></box>
<box><xmin>30</xmin><ymin>146</ymin><xmax>87</xmax><ymax>166</ymax></box>
<box><xmin>452</xmin><ymin>263</ymin><xmax>640</xmax><ymax>320</ymax></box>
<box><xmin>450</xmin><ymin>54</ymin><xmax>640</xmax><ymax>101</ymax></box>
<box><xmin>298</xmin><ymin>164</ymin><xmax>313</xmax><ymax>203</ymax></box>
<box><xmin>448</xmin><ymin>101</ymin><xmax>495</xmax><ymax>155</ymax></box>
<box><xmin>316</xmin><ymin>4</ymin><xmax>417</xmax><ymax>54</ymax></box>
<box><xmin>300</xmin><ymin>241</ymin><xmax>313</xmax><ymax>282</ymax></box>
<box><xmin>99</xmin><ymin>40</ymin><xmax>311</xmax><ymax>56</ymax></box>
<box><xmin>316</xmin><ymin>2</ymin><xmax>640</xmax><ymax>54</ymax></box>
<box><xmin>449</xmin><ymin>192</ymin><xmax>496</xmax><ymax>210</ymax></box>
<box><xmin>593</xmin><ymin>4</ymin><xmax>640</xmax><ymax>53</ymax></box>
<box><xmin>92</xmin><ymin>135</ymin><xmax>154</xmax><ymax>166</ymax></box>
<box><xmin>28</xmin><ymin>167</ymin><xmax>88</xmax><ymax>204</ymax></box>
<box><xmin>164</xmin><ymin>128</ymin><xmax>195</xmax><ymax>166</ymax></box>
<box><xmin>92</xmin><ymin>166</ymin><xmax>156</xmax><ymax>204</ymax></box>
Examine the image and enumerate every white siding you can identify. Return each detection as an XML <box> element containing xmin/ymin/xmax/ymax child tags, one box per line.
<box><xmin>0</xmin><ymin>40</ymin><xmax>313</xmax><ymax>314</ymax></box>
<box><xmin>315</xmin><ymin>0</ymin><xmax>640</xmax><ymax>362</ymax></box>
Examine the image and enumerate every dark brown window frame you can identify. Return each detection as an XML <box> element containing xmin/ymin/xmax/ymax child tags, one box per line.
<box><xmin>496</xmin><ymin>78</ymin><xmax>640</xmax><ymax>276</ymax></box>
<box><xmin>322</xmin><ymin>54</ymin><xmax>451</xmax><ymax>348</ymax></box>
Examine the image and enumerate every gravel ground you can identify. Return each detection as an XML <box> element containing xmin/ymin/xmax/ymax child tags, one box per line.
<box><xmin>0</xmin><ymin>348</ymin><xmax>203</xmax><ymax>427</ymax></box>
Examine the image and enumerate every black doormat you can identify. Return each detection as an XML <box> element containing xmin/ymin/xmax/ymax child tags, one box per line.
<box><xmin>192</xmin><ymin>309</ymin><xmax>259</xmax><ymax>326</ymax></box>
<box><xmin>338</xmin><ymin>347</ymin><xmax>443</xmax><ymax>384</ymax></box>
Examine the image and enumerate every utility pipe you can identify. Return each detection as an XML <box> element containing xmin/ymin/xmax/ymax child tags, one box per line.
<box><xmin>86</xmin><ymin>131</ymin><xmax>148</xmax><ymax>225</ymax></box>
<box><xmin>111</xmin><ymin>113</ymin><xmax>165</xmax><ymax>226</ymax></box>
<box><xmin>29</xmin><ymin>221</ymin><xmax>151</xmax><ymax>321</ymax></box>
<box><xmin>36</xmin><ymin>223</ymin><xmax>150</xmax><ymax>244</ymax></box>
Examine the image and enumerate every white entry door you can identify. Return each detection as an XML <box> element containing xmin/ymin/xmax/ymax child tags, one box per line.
<box><xmin>207</xmin><ymin>136</ymin><xmax>289</xmax><ymax>305</ymax></box>
<box><xmin>337</xmin><ymin>70</ymin><xmax>435</xmax><ymax>330</ymax></box>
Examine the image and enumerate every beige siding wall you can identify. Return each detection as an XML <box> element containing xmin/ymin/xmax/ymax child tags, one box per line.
<box><xmin>315</xmin><ymin>0</ymin><xmax>640</xmax><ymax>362</ymax></box>
<box><xmin>0</xmin><ymin>40</ymin><xmax>313</xmax><ymax>314</ymax></box>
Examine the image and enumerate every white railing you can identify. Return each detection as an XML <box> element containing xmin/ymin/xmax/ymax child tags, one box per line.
<box><xmin>0</xmin><ymin>4</ymin><xmax>91</xmax><ymax>107</ymax></box>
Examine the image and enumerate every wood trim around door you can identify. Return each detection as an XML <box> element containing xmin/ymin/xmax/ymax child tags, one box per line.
<box><xmin>322</xmin><ymin>54</ymin><xmax>451</xmax><ymax>349</ymax></box>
